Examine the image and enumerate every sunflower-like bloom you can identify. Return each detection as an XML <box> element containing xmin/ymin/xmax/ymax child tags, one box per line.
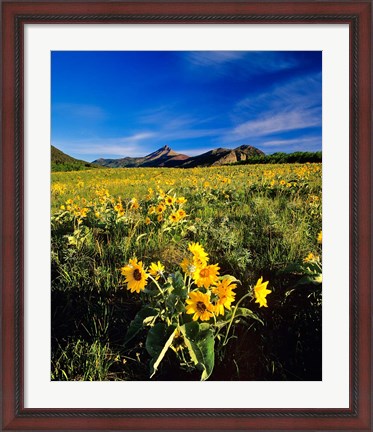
<box><xmin>185</xmin><ymin>291</ymin><xmax>214</xmax><ymax>321</ymax></box>
<box><xmin>169</xmin><ymin>213</ymin><xmax>180</xmax><ymax>223</ymax></box>
<box><xmin>253</xmin><ymin>277</ymin><xmax>271</xmax><ymax>308</ymax></box>
<box><xmin>149</xmin><ymin>261</ymin><xmax>165</xmax><ymax>280</ymax></box>
<box><xmin>317</xmin><ymin>231</ymin><xmax>322</xmax><ymax>244</ymax></box>
<box><xmin>188</xmin><ymin>242</ymin><xmax>209</xmax><ymax>267</ymax></box>
<box><xmin>180</xmin><ymin>257</ymin><xmax>197</xmax><ymax>276</ymax></box>
<box><xmin>177</xmin><ymin>209</ymin><xmax>187</xmax><ymax>219</ymax></box>
<box><xmin>130</xmin><ymin>198</ymin><xmax>139</xmax><ymax>210</ymax></box>
<box><xmin>303</xmin><ymin>252</ymin><xmax>317</xmax><ymax>263</ymax></box>
<box><xmin>121</xmin><ymin>258</ymin><xmax>148</xmax><ymax>293</ymax></box>
<box><xmin>193</xmin><ymin>264</ymin><xmax>220</xmax><ymax>289</ymax></box>
<box><xmin>165</xmin><ymin>195</ymin><xmax>175</xmax><ymax>206</ymax></box>
<box><xmin>212</xmin><ymin>278</ymin><xmax>237</xmax><ymax>316</ymax></box>
<box><xmin>156</xmin><ymin>204</ymin><xmax>165</xmax><ymax>214</ymax></box>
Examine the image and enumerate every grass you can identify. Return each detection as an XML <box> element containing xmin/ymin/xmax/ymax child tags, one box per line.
<box><xmin>51</xmin><ymin>163</ymin><xmax>322</xmax><ymax>381</ymax></box>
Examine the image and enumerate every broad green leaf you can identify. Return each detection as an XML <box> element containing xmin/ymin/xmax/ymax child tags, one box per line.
<box><xmin>180</xmin><ymin>322</ymin><xmax>215</xmax><ymax>381</ymax></box>
<box><xmin>145</xmin><ymin>322</ymin><xmax>176</xmax><ymax>359</ymax></box>
<box><xmin>150</xmin><ymin>327</ymin><xmax>177</xmax><ymax>378</ymax></box>
<box><xmin>165</xmin><ymin>293</ymin><xmax>177</xmax><ymax>314</ymax></box>
<box><xmin>124</xmin><ymin>307</ymin><xmax>157</xmax><ymax>346</ymax></box>
<box><xmin>171</xmin><ymin>271</ymin><xmax>187</xmax><ymax>299</ymax></box>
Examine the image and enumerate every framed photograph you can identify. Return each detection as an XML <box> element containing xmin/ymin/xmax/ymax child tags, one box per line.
<box><xmin>2</xmin><ymin>1</ymin><xmax>371</xmax><ymax>430</ymax></box>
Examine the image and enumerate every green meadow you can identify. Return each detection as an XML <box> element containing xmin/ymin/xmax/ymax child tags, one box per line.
<box><xmin>51</xmin><ymin>163</ymin><xmax>322</xmax><ymax>381</ymax></box>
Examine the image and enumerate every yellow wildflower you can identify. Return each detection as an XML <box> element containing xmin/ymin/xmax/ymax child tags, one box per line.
<box><xmin>304</xmin><ymin>252</ymin><xmax>317</xmax><ymax>263</ymax></box>
<box><xmin>180</xmin><ymin>257</ymin><xmax>197</xmax><ymax>277</ymax></box>
<box><xmin>317</xmin><ymin>231</ymin><xmax>322</xmax><ymax>244</ymax></box>
<box><xmin>177</xmin><ymin>209</ymin><xmax>187</xmax><ymax>219</ymax></box>
<box><xmin>120</xmin><ymin>258</ymin><xmax>148</xmax><ymax>294</ymax></box>
<box><xmin>253</xmin><ymin>277</ymin><xmax>271</xmax><ymax>308</ymax></box>
<box><xmin>165</xmin><ymin>195</ymin><xmax>175</xmax><ymax>206</ymax></box>
<box><xmin>212</xmin><ymin>278</ymin><xmax>237</xmax><ymax>316</ymax></box>
<box><xmin>185</xmin><ymin>291</ymin><xmax>214</xmax><ymax>321</ymax></box>
<box><xmin>188</xmin><ymin>242</ymin><xmax>209</xmax><ymax>267</ymax></box>
<box><xmin>169</xmin><ymin>213</ymin><xmax>180</xmax><ymax>223</ymax></box>
<box><xmin>193</xmin><ymin>264</ymin><xmax>220</xmax><ymax>289</ymax></box>
<box><xmin>149</xmin><ymin>261</ymin><xmax>165</xmax><ymax>280</ymax></box>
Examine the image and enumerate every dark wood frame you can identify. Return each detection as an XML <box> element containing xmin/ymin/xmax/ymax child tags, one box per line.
<box><xmin>1</xmin><ymin>1</ymin><xmax>371</xmax><ymax>430</ymax></box>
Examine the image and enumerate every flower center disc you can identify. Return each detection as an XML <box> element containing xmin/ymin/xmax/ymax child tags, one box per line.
<box><xmin>133</xmin><ymin>269</ymin><xmax>142</xmax><ymax>281</ymax></box>
<box><xmin>196</xmin><ymin>301</ymin><xmax>207</xmax><ymax>313</ymax></box>
<box><xmin>199</xmin><ymin>268</ymin><xmax>209</xmax><ymax>278</ymax></box>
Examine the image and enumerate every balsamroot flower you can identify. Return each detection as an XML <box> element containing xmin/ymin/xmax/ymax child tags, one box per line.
<box><xmin>317</xmin><ymin>231</ymin><xmax>322</xmax><ymax>244</ymax></box>
<box><xmin>253</xmin><ymin>277</ymin><xmax>271</xmax><ymax>308</ymax></box>
<box><xmin>185</xmin><ymin>291</ymin><xmax>214</xmax><ymax>321</ymax></box>
<box><xmin>149</xmin><ymin>261</ymin><xmax>165</xmax><ymax>280</ymax></box>
<box><xmin>121</xmin><ymin>258</ymin><xmax>148</xmax><ymax>293</ymax></box>
<box><xmin>188</xmin><ymin>242</ymin><xmax>209</xmax><ymax>267</ymax></box>
<box><xmin>193</xmin><ymin>264</ymin><xmax>220</xmax><ymax>289</ymax></box>
<box><xmin>180</xmin><ymin>257</ymin><xmax>197</xmax><ymax>277</ymax></box>
<box><xmin>212</xmin><ymin>277</ymin><xmax>237</xmax><ymax>316</ymax></box>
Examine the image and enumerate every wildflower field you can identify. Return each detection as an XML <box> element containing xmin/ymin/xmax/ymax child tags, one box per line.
<box><xmin>51</xmin><ymin>163</ymin><xmax>322</xmax><ymax>381</ymax></box>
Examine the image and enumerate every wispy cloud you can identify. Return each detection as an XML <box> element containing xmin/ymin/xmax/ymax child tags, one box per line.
<box><xmin>185</xmin><ymin>51</ymin><xmax>248</xmax><ymax>67</ymax></box>
<box><xmin>53</xmin><ymin>132</ymin><xmax>157</xmax><ymax>159</ymax></box>
<box><xmin>225</xmin><ymin>72</ymin><xmax>322</xmax><ymax>143</ymax></box>
<box><xmin>235</xmin><ymin>73</ymin><xmax>321</xmax><ymax>117</ymax></box>
<box><xmin>184</xmin><ymin>51</ymin><xmax>299</xmax><ymax>76</ymax></box>
<box><xmin>259</xmin><ymin>136</ymin><xmax>322</xmax><ymax>153</ymax></box>
<box><xmin>117</xmin><ymin>132</ymin><xmax>155</xmax><ymax>144</ymax></box>
<box><xmin>231</xmin><ymin>107</ymin><xmax>321</xmax><ymax>139</ymax></box>
<box><xmin>260</xmin><ymin>137</ymin><xmax>320</xmax><ymax>147</ymax></box>
<box><xmin>139</xmin><ymin>109</ymin><xmax>225</xmax><ymax>142</ymax></box>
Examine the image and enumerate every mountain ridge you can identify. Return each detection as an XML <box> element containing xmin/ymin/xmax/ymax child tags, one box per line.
<box><xmin>92</xmin><ymin>144</ymin><xmax>264</xmax><ymax>168</ymax></box>
<box><xmin>51</xmin><ymin>145</ymin><xmax>99</xmax><ymax>172</ymax></box>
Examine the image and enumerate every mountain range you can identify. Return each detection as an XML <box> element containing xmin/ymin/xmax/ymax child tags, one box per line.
<box><xmin>92</xmin><ymin>145</ymin><xmax>264</xmax><ymax>168</ymax></box>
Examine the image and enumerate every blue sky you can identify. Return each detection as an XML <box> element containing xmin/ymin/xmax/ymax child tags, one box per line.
<box><xmin>51</xmin><ymin>51</ymin><xmax>322</xmax><ymax>161</ymax></box>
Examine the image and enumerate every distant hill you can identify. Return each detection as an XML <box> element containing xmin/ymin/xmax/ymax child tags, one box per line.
<box><xmin>93</xmin><ymin>145</ymin><xmax>264</xmax><ymax>168</ymax></box>
<box><xmin>181</xmin><ymin>145</ymin><xmax>264</xmax><ymax>168</ymax></box>
<box><xmin>93</xmin><ymin>145</ymin><xmax>190</xmax><ymax>168</ymax></box>
<box><xmin>51</xmin><ymin>146</ymin><xmax>99</xmax><ymax>172</ymax></box>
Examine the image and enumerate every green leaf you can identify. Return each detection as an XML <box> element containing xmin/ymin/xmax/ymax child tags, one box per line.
<box><xmin>150</xmin><ymin>327</ymin><xmax>177</xmax><ymax>378</ymax></box>
<box><xmin>145</xmin><ymin>322</ymin><xmax>176</xmax><ymax>358</ymax></box>
<box><xmin>225</xmin><ymin>307</ymin><xmax>264</xmax><ymax>326</ymax></box>
<box><xmin>171</xmin><ymin>272</ymin><xmax>187</xmax><ymax>298</ymax></box>
<box><xmin>180</xmin><ymin>321</ymin><xmax>215</xmax><ymax>381</ymax></box>
<box><xmin>165</xmin><ymin>293</ymin><xmax>177</xmax><ymax>314</ymax></box>
<box><xmin>296</xmin><ymin>274</ymin><xmax>322</xmax><ymax>285</ymax></box>
<box><xmin>124</xmin><ymin>307</ymin><xmax>158</xmax><ymax>346</ymax></box>
<box><xmin>280</xmin><ymin>263</ymin><xmax>306</xmax><ymax>274</ymax></box>
<box><xmin>136</xmin><ymin>233</ymin><xmax>147</xmax><ymax>243</ymax></box>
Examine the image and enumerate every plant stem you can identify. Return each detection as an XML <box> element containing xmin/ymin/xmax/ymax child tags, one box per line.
<box><xmin>222</xmin><ymin>292</ymin><xmax>252</xmax><ymax>346</ymax></box>
<box><xmin>148</xmin><ymin>274</ymin><xmax>165</xmax><ymax>299</ymax></box>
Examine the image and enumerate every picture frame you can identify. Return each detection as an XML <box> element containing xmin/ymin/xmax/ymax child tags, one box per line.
<box><xmin>1</xmin><ymin>0</ymin><xmax>371</xmax><ymax>430</ymax></box>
